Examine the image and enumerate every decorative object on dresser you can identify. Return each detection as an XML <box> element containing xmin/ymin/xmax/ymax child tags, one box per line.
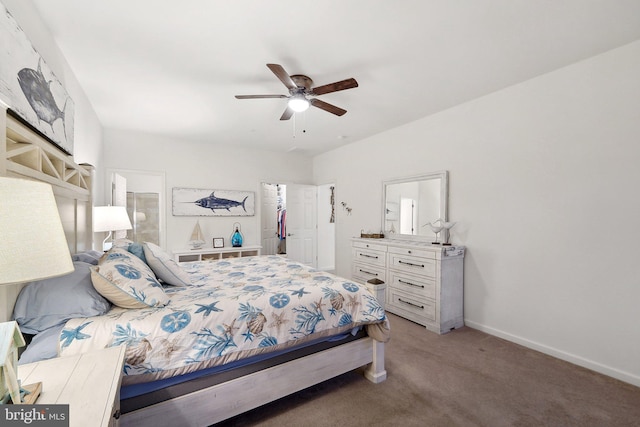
<box><xmin>441</xmin><ymin>221</ymin><xmax>457</xmax><ymax>246</ymax></box>
<box><xmin>0</xmin><ymin>176</ymin><xmax>76</xmax><ymax>403</ymax></box>
<box><xmin>0</xmin><ymin>4</ymin><xmax>74</xmax><ymax>155</ymax></box>
<box><xmin>172</xmin><ymin>188</ymin><xmax>255</xmax><ymax>216</ymax></box>
<box><xmin>352</xmin><ymin>238</ymin><xmax>465</xmax><ymax>334</ymax></box>
<box><xmin>425</xmin><ymin>220</ymin><xmax>444</xmax><ymax>244</ymax></box>
<box><xmin>93</xmin><ymin>205</ymin><xmax>133</xmax><ymax>251</ymax></box>
<box><xmin>213</xmin><ymin>237</ymin><xmax>225</xmax><ymax>248</ymax></box>
<box><xmin>360</xmin><ymin>230</ymin><xmax>385</xmax><ymax>239</ymax></box>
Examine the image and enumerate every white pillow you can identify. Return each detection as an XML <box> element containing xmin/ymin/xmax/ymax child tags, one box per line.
<box><xmin>91</xmin><ymin>248</ymin><xmax>169</xmax><ymax>308</ymax></box>
<box><xmin>143</xmin><ymin>242</ymin><xmax>192</xmax><ymax>286</ymax></box>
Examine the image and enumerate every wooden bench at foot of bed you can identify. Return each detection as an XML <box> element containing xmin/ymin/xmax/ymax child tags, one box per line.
<box><xmin>121</xmin><ymin>337</ymin><xmax>386</xmax><ymax>427</ymax></box>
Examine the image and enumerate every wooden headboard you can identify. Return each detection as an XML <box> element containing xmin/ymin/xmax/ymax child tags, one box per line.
<box><xmin>0</xmin><ymin>106</ymin><xmax>94</xmax><ymax>322</ymax></box>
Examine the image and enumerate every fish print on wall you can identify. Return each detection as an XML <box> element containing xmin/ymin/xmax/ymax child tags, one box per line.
<box><xmin>0</xmin><ymin>3</ymin><xmax>75</xmax><ymax>155</ymax></box>
<box><xmin>172</xmin><ymin>188</ymin><xmax>256</xmax><ymax>216</ymax></box>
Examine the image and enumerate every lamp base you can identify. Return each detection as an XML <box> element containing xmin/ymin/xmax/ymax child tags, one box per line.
<box><xmin>102</xmin><ymin>231</ymin><xmax>113</xmax><ymax>252</ymax></box>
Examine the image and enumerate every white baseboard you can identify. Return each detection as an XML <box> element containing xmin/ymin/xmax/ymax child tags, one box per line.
<box><xmin>464</xmin><ymin>319</ymin><xmax>640</xmax><ymax>388</ymax></box>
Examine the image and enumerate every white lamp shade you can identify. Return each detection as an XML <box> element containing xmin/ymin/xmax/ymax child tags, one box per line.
<box><xmin>0</xmin><ymin>177</ymin><xmax>74</xmax><ymax>285</ymax></box>
<box><xmin>93</xmin><ymin>206</ymin><xmax>133</xmax><ymax>232</ymax></box>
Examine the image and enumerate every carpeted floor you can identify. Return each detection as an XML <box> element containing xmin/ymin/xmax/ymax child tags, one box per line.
<box><xmin>215</xmin><ymin>313</ymin><xmax>640</xmax><ymax>426</ymax></box>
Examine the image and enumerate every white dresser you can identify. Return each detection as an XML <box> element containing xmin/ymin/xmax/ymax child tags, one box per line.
<box><xmin>351</xmin><ymin>238</ymin><xmax>465</xmax><ymax>334</ymax></box>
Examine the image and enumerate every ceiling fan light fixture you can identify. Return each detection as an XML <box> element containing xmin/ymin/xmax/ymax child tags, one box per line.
<box><xmin>288</xmin><ymin>95</ymin><xmax>310</xmax><ymax>112</ymax></box>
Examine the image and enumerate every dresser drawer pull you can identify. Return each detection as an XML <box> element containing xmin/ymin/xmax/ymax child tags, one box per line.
<box><xmin>359</xmin><ymin>268</ymin><xmax>378</xmax><ymax>276</ymax></box>
<box><xmin>398</xmin><ymin>260</ymin><xmax>424</xmax><ymax>268</ymax></box>
<box><xmin>398</xmin><ymin>298</ymin><xmax>424</xmax><ymax>309</ymax></box>
<box><xmin>359</xmin><ymin>253</ymin><xmax>379</xmax><ymax>259</ymax></box>
<box><xmin>399</xmin><ymin>279</ymin><xmax>424</xmax><ymax>288</ymax></box>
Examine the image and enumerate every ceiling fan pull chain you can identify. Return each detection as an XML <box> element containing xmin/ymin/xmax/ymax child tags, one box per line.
<box><xmin>292</xmin><ymin>113</ymin><xmax>296</xmax><ymax>138</ymax></box>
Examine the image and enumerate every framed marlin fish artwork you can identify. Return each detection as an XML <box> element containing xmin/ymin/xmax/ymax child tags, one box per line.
<box><xmin>0</xmin><ymin>3</ymin><xmax>74</xmax><ymax>155</ymax></box>
<box><xmin>172</xmin><ymin>188</ymin><xmax>256</xmax><ymax>216</ymax></box>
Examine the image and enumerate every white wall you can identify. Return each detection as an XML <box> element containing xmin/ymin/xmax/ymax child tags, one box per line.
<box><xmin>103</xmin><ymin>128</ymin><xmax>313</xmax><ymax>252</ymax></box>
<box><xmin>313</xmin><ymin>41</ymin><xmax>640</xmax><ymax>386</ymax></box>
<box><xmin>3</xmin><ymin>0</ymin><xmax>104</xmax><ymax>201</ymax></box>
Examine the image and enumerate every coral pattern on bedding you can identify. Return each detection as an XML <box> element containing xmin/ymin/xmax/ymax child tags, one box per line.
<box><xmin>59</xmin><ymin>256</ymin><xmax>389</xmax><ymax>385</ymax></box>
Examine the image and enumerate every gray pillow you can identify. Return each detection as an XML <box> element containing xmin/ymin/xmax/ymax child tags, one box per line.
<box><xmin>143</xmin><ymin>242</ymin><xmax>192</xmax><ymax>286</ymax></box>
<box><xmin>71</xmin><ymin>250</ymin><xmax>104</xmax><ymax>265</ymax></box>
<box><xmin>12</xmin><ymin>261</ymin><xmax>112</xmax><ymax>334</ymax></box>
<box><xmin>18</xmin><ymin>324</ymin><xmax>64</xmax><ymax>364</ymax></box>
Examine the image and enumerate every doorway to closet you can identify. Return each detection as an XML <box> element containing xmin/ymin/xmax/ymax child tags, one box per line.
<box><xmin>260</xmin><ymin>182</ymin><xmax>335</xmax><ymax>272</ymax></box>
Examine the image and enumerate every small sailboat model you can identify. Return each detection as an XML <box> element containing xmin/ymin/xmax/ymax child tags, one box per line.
<box><xmin>189</xmin><ymin>221</ymin><xmax>205</xmax><ymax>249</ymax></box>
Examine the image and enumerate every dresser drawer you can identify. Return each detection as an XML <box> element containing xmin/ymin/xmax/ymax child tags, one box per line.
<box><xmin>388</xmin><ymin>245</ymin><xmax>436</xmax><ymax>260</ymax></box>
<box><xmin>387</xmin><ymin>287</ymin><xmax>435</xmax><ymax>322</ymax></box>
<box><xmin>352</xmin><ymin>262</ymin><xmax>386</xmax><ymax>284</ymax></box>
<box><xmin>352</xmin><ymin>248</ymin><xmax>386</xmax><ymax>267</ymax></box>
<box><xmin>353</xmin><ymin>240</ymin><xmax>388</xmax><ymax>252</ymax></box>
<box><xmin>389</xmin><ymin>253</ymin><xmax>436</xmax><ymax>278</ymax></box>
<box><xmin>388</xmin><ymin>270</ymin><xmax>436</xmax><ymax>300</ymax></box>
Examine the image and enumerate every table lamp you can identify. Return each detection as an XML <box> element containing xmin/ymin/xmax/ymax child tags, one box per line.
<box><xmin>93</xmin><ymin>206</ymin><xmax>133</xmax><ymax>251</ymax></box>
<box><xmin>0</xmin><ymin>176</ymin><xmax>75</xmax><ymax>404</ymax></box>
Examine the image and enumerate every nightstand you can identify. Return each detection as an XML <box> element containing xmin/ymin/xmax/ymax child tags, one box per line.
<box><xmin>18</xmin><ymin>345</ymin><xmax>126</xmax><ymax>427</ymax></box>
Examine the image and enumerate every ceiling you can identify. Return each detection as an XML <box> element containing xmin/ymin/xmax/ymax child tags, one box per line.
<box><xmin>31</xmin><ymin>0</ymin><xmax>640</xmax><ymax>156</ymax></box>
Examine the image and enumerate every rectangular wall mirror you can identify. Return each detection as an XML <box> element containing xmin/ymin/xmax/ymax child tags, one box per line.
<box><xmin>382</xmin><ymin>171</ymin><xmax>448</xmax><ymax>242</ymax></box>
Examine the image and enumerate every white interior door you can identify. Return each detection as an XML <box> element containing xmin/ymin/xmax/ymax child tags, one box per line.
<box><xmin>286</xmin><ymin>184</ymin><xmax>317</xmax><ymax>267</ymax></box>
<box><xmin>261</xmin><ymin>183</ymin><xmax>279</xmax><ymax>255</ymax></box>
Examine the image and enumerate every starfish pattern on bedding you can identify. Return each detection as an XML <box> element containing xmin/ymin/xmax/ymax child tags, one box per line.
<box><xmin>291</xmin><ymin>287</ymin><xmax>310</xmax><ymax>298</ymax></box>
<box><xmin>268</xmin><ymin>311</ymin><xmax>290</xmax><ymax>334</ymax></box>
<box><xmin>60</xmin><ymin>321</ymin><xmax>92</xmax><ymax>348</ymax></box>
<box><xmin>195</xmin><ymin>301</ymin><xmax>223</xmax><ymax>317</ymax></box>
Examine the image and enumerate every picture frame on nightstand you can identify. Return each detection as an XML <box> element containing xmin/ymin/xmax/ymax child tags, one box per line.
<box><xmin>213</xmin><ymin>238</ymin><xmax>224</xmax><ymax>248</ymax></box>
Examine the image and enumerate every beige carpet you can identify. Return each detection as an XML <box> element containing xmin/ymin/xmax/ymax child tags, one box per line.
<box><xmin>215</xmin><ymin>313</ymin><xmax>640</xmax><ymax>426</ymax></box>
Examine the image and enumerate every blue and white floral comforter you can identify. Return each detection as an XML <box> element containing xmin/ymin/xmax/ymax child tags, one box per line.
<box><xmin>59</xmin><ymin>256</ymin><xmax>389</xmax><ymax>385</ymax></box>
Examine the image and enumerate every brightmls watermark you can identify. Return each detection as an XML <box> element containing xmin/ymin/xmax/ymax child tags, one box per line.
<box><xmin>1</xmin><ymin>405</ymin><xmax>69</xmax><ymax>426</ymax></box>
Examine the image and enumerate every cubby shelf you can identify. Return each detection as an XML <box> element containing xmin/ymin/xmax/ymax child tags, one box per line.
<box><xmin>173</xmin><ymin>245</ymin><xmax>262</xmax><ymax>262</ymax></box>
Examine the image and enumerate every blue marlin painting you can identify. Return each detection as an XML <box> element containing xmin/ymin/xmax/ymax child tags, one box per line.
<box><xmin>17</xmin><ymin>59</ymin><xmax>70</xmax><ymax>142</ymax></box>
<box><xmin>195</xmin><ymin>192</ymin><xmax>248</xmax><ymax>212</ymax></box>
<box><xmin>172</xmin><ymin>188</ymin><xmax>255</xmax><ymax>216</ymax></box>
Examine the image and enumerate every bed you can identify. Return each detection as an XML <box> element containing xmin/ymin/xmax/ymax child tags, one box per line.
<box><xmin>1</xmin><ymin>106</ymin><xmax>388</xmax><ymax>426</ymax></box>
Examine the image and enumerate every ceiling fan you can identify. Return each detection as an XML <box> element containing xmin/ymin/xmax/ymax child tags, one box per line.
<box><xmin>235</xmin><ymin>64</ymin><xmax>358</xmax><ymax>120</ymax></box>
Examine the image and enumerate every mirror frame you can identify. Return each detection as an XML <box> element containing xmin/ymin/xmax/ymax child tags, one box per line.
<box><xmin>381</xmin><ymin>171</ymin><xmax>449</xmax><ymax>242</ymax></box>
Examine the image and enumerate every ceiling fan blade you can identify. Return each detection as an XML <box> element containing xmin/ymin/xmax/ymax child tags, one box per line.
<box><xmin>267</xmin><ymin>64</ymin><xmax>298</xmax><ymax>91</ymax></box>
<box><xmin>311</xmin><ymin>78</ymin><xmax>358</xmax><ymax>96</ymax></box>
<box><xmin>235</xmin><ymin>94</ymin><xmax>287</xmax><ymax>99</ymax></box>
<box><xmin>310</xmin><ymin>98</ymin><xmax>347</xmax><ymax>116</ymax></box>
<box><xmin>280</xmin><ymin>106</ymin><xmax>294</xmax><ymax>121</ymax></box>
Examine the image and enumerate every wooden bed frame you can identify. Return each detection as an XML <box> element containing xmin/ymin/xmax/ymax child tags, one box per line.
<box><xmin>0</xmin><ymin>106</ymin><xmax>93</xmax><ymax>323</ymax></box>
<box><xmin>0</xmin><ymin>106</ymin><xmax>387</xmax><ymax>426</ymax></box>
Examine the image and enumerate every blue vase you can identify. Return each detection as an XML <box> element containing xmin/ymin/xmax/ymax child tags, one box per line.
<box><xmin>231</xmin><ymin>226</ymin><xmax>243</xmax><ymax>247</ymax></box>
